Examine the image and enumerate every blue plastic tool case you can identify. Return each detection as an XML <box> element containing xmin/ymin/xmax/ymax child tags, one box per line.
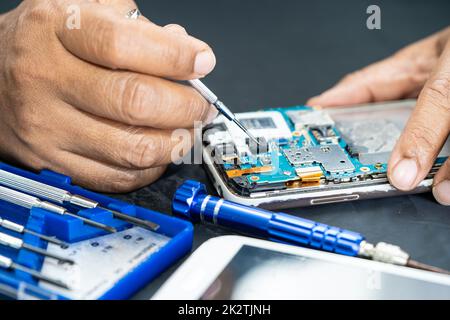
<box><xmin>0</xmin><ymin>162</ymin><xmax>193</xmax><ymax>300</ymax></box>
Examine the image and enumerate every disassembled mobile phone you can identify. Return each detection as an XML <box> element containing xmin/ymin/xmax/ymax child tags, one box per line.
<box><xmin>202</xmin><ymin>100</ymin><xmax>450</xmax><ymax>209</ymax></box>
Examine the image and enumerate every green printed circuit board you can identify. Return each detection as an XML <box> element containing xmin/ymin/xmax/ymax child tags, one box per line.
<box><xmin>203</xmin><ymin>104</ymin><xmax>447</xmax><ymax>196</ymax></box>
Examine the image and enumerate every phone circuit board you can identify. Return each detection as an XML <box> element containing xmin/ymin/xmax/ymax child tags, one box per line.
<box><xmin>203</xmin><ymin>105</ymin><xmax>447</xmax><ymax>196</ymax></box>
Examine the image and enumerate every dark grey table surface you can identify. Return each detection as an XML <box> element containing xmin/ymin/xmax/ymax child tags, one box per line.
<box><xmin>1</xmin><ymin>1</ymin><xmax>449</xmax><ymax>300</ymax></box>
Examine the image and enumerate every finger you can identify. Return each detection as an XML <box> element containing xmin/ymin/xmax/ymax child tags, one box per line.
<box><xmin>388</xmin><ymin>45</ymin><xmax>450</xmax><ymax>191</ymax></box>
<box><xmin>50</xmin><ymin>150</ymin><xmax>167</xmax><ymax>192</ymax></box>
<box><xmin>307</xmin><ymin>34</ymin><xmax>440</xmax><ymax>107</ymax></box>
<box><xmin>50</xmin><ymin>100</ymin><xmax>194</xmax><ymax>169</ymax></box>
<box><xmin>164</xmin><ymin>24</ymin><xmax>188</xmax><ymax>35</ymax></box>
<box><xmin>0</xmin><ymin>101</ymin><xmax>167</xmax><ymax>193</ymax></box>
<box><xmin>0</xmin><ymin>125</ymin><xmax>49</xmax><ymax>173</ymax></box>
<box><xmin>67</xmin><ymin>113</ymin><xmax>195</xmax><ymax>169</ymax></box>
<box><xmin>57</xmin><ymin>2</ymin><xmax>216</xmax><ymax>79</ymax></box>
<box><xmin>432</xmin><ymin>159</ymin><xmax>450</xmax><ymax>205</ymax></box>
<box><xmin>95</xmin><ymin>0</ymin><xmax>151</xmax><ymax>23</ymax></box>
<box><xmin>61</xmin><ymin>57</ymin><xmax>217</xmax><ymax>128</ymax></box>
<box><xmin>307</xmin><ymin>57</ymin><xmax>427</xmax><ymax>107</ymax></box>
<box><xmin>69</xmin><ymin>121</ymin><xmax>194</xmax><ymax>170</ymax></box>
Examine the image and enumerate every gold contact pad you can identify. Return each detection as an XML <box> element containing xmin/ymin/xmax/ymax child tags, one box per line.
<box><xmin>294</xmin><ymin>166</ymin><xmax>324</xmax><ymax>183</ymax></box>
<box><xmin>226</xmin><ymin>166</ymin><xmax>273</xmax><ymax>178</ymax></box>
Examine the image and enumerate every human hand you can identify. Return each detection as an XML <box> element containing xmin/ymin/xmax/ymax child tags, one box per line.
<box><xmin>308</xmin><ymin>27</ymin><xmax>450</xmax><ymax>205</ymax></box>
<box><xmin>0</xmin><ymin>0</ymin><xmax>217</xmax><ymax>192</ymax></box>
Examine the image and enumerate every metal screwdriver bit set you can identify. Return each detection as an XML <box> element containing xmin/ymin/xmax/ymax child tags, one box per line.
<box><xmin>0</xmin><ymin>162</ymin><xmax>193</xmax><ymax>300</ymax></box>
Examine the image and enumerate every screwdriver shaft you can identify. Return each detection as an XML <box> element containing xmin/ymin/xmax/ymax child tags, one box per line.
<box><xmin>64</xmin><ymin>211</ymin><xmax>116</xmax><ymax>233</ymax></box>
<box><xmin>407</xmin><ymin>259</ymin><xmax>450</xmax><ymax>275</ymax></box>
<box><xmin>0</xmin><ymin>232</ymin><xmax>73</xmax><ymax>264</ymax></box>
<box><xmin>0</xmin><ymin>185</ymin><xmax>116</xmax><ymax>233</ymax></box>
<box><xmin>11</xmin><ymin>262</ymin><xmax>69</xmax><ymax>290</ymax></box>
<box><xmin>232</xmin><ymin>117</ymin><xmax>260</xmax><ymax>145</ymax></box>
<box><xmin>188</xmin><ymin>79</ymin><xmax>260</xmax><ymax>145</ymax></box>
<box><xmin>0</xmin><ymin>283</ymin><xmax>18</xmax><ymax>299</ymax></box>
<box><xmin>0</xmin><ymin>216</ymin><xmax>68</xmax><ymax>248</ymax></box>
<box><xmin>23</xmin><ymin>229</ymin><xmax>69</xmax><ymax>249</ymax></box>
<box><xmin>0</xmin><ymin>169</ymin><xmax>157</xmax><ymax>231</ymax></box>
<box><xmin>22</xmin><ymin>243</ymin><xmax>74</xmax><ymax>265</ymax></box>
<box><xmin>99</xmin><ymin>206</ymin><xmax>159</xmax><ymax>231</ymax></box>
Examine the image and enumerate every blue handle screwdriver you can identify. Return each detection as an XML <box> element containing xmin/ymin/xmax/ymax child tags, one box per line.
<box><xmin>173</xmin><ymin>180</ymin><xmax>449</xmax><ymax>274</ymax></box>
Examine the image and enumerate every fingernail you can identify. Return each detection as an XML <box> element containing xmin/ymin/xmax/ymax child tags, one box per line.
<box><xmin>390</xmin><ymin>158</ymin><xmax>418</xmax><ymax>190</ymax></box>
<box><xmin>433</xmin><ymin>180</ymin><xmax>450</xmax><ymax>205</ymax></box>
<box><xmin>205</xmin><ymin>106</ymin><xmax>218</xmax><ymax>124</ymax></box>
<box><xmin>194</xmin><ymin>50</ymin><xmax>216</xmax><ymax>76</ymax></box>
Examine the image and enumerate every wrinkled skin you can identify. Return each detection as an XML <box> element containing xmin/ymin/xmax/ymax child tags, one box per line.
<box><xmin>0</xmin><ymin>0</ymin><xmax>217</xmax><ymax>192</ymax></box>
<box><xmin>308</xmin><ymin>27</ymin><xmax>450</xmax><ymax>205</ymax></box>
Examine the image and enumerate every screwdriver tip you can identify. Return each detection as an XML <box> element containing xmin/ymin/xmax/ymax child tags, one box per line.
<box><xmin>44</xmin><ymin>278</ymin><xmax>71</xmax><ymax>290</ymax></box>
<box><xmin>233</xmin><ymin>119</ymin><xmax>261</xmax><ymax>146</ymax></box>
<box><xmin>105</xmin><ymin>226</ymin><xmax>118</xmax><ymax>233</ymax></box>
<box><xmin>101</xmin><ymin>207</ymin><xmax>160</xmax><ymax>231</ymax></box>
<box><xmin>407</xmin><ymin>259</ymin><xmax>450</xmax><ymax>275</ymax></box>
<box><xmin>66</xmin><ymin>211</ymin><xmax>117</xmax><ymax>233</ymax></box>
<box><xmin>139</xmin><ymin>220</ymin><xmax>160</xmax><ymax>231</ymax></box>
<box><xmin>57</xmin><ymin>282</ymin><xmax>71</xmax><ymax>290</ymax></box>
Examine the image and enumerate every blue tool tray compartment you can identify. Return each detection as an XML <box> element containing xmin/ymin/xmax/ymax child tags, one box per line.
<box><xmin>0</xmin><ymin>162</ymin><xmax>193</xmax><ymax>300</ymax></box>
